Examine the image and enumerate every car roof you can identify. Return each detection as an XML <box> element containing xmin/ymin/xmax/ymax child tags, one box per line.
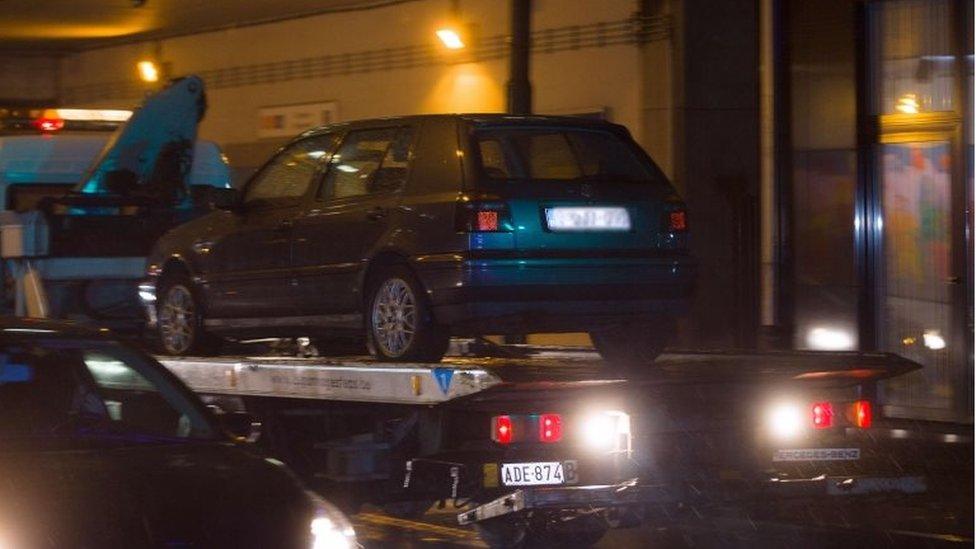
<box><xmin>299</xmin><ymin>113</ymin><xmax>623</xmax><ymax>139</ymax></box>
<box><xmin>0</xmin><ymin>316</ymin><xmax>109</xmax><ymax>339</ymax></box>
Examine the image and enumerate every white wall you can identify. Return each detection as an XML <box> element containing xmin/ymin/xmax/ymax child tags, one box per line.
<box><xmin>59</xmin><ymin>0</ymin><xmax>650</xmax><ymax>166</ymax></box>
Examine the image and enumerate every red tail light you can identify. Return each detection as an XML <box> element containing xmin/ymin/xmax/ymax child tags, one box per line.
<box><xmin>849</xmin><ymin>400</ymin><xmax>872</xmax><ymax>428</ymax></box>
<box><xmin>811</xmin><ymin>401</ymin><xmax>834</xmax><ymax>429</ymax></box>
<box><xmin>669</xmin><ymin>211</ymin><xmax>687</xmax><ymax>231</ymax></box>
<box><xmin>492</xmin><ymin>415</ymin><xmax>513</xmax><ymax>444</ymax></box>
<box><xmin>456</xmin><ymin>198</ymin><xmax>511</xmax><ymax>233</ymax></box>
<box><xmin>664</xmin><ymin>209</ymin><xmax>688</xmax><ymax>232</ymax></box>
<box><xmin>538</xmin><ymin>413</ymin><xmax>562</xmax><ymax>443</ymax></box>
<box><xmin>33</xmin><ymin>117</ymin><xmax>64</xmax><ymax>132</ymax></box>
<box><xmin>477</xmin><ymin>210</ymin><xmax>499</xmax><ymax>231</ymax></box>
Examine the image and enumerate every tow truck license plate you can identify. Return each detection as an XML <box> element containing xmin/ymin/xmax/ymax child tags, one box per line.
<box><xmin>545</xmin><ymin>207</ymin><xmax>631</xmax><ymax>231</ymax></box>
<box><xmin>501</xmin><ymin>461</ymin><xmax>578</xmax><ymax>486</ymax></box>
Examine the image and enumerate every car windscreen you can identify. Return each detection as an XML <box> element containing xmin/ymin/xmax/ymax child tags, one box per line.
<box><xmin>0</xmin><ymin>338</ymin><xmax>217</xmax><ymax>447</ymax></box>
<box><xmin>473</xmin><ymin>127</ymin><xmax>657</xmax><ymax>183</ymax></box>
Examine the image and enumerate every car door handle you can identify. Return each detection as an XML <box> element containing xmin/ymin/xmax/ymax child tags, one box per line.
<box><xmin>275</xmin><ymin>220</ymin><xmax>294</xmax><ymax>232</ymax></box>
<box><xmin>366</xmin><ymin>207</ymin><xmax>387</xmax><ymax>221</ymax></box>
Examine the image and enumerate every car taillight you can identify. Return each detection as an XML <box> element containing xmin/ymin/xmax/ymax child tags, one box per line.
<box><xmin>811</xmin><ymin>401</ymin><xmax>834</xmax><ymax>429</ymax></box>
<box><xmin>665</xmin><ymin>209</ymin><xmax>688</xmax><ymax>232</ymax></box>
<box><xmin>456</xmin><ymin>199</ymin><xmax>512</xmax><ymax>232</ymax></box>
<box><xmin>538</xmin><ymin>413</ymin><xmax>562</xmax><ymax>443</ymax></box>
<box><xmin>33</xmin><ymin>117</ymin><xmax>64</xmax><ymax>132</ymax></box>
<box><xmin>477</xmin><ymin>210</ymin><xmax>499</xmax><ymax>231</ymax></box>
<box><xmin>492</xmin><ymin>415</ymin><xmax>513</xmax><ymax>444</ymax></box>
<box><xmin>849</xmin><ymin>400</ymin><xmax>872</xmax><ymax>428</ymax></box>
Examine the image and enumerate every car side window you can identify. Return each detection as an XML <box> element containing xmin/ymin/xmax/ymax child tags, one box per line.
<box><xmin>320</xmin><ymin>127</ymin><xmax>413</xmax><ymax>200</ymax></box>
<box><xmin>244</xmin><ymin>135</ymin><xmax>336</xmax><ymax>204</ymax></box>
<box><xmin>82</xmin><ymin>351</ymin><xmax>193</xmax><ymax>437</ymax></box>
<box><xmin>478</xmin><ymin>138</ymin><xmax>512</xmax><ymax>179</ymax></box>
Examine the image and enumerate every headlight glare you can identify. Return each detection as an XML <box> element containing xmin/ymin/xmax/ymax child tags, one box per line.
<box><xmin>767</xmin><ymin>402</ymin><xmax>805</xmax><ymax>440</ymax></box>
<box><xmin>581</xmin><ymin>410</ymin><xmax>630</xmax><ymax>451</ymax></box>
<box><xmin>307</xmin><ymin>492</ymin><xmax>357</xmax><ymax>549</ymax></box>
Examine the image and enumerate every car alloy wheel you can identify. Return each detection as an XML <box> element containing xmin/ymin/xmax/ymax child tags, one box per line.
<box><xmin>370</xmin><ymin>277</ymin><xmax>417</xmax><ymax>358</ymax></box>
<box><xmin>159</xmin><ymin>284</ymin><xmax>196</xmax><ymax>355</ymax></box>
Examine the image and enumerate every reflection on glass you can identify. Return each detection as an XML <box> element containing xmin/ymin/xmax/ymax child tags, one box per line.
<box><xmin>871</xmin><ymin>0</ymin><xmax>955</xmax><ymax>115</ymax></box>
<box><xmin>881</xmin><ymin>141</ymin><xmax>954</xmax><ymax>412</ymax></box>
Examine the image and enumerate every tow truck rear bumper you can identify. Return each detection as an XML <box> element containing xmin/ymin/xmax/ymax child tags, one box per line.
<box><xmin>457</xmin><ymin>474</ymin><xmax>927</xmax><ymax>525</ymax></box>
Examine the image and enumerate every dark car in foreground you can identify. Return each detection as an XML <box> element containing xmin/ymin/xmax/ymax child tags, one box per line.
<box><xmin>0</xmin><ymin>318</ymin><xmax>356</xmax><ymax>548</ymax></box>
<box><xmin>141</xmin><ymin>114</ymin><xmax>695</xmax><ymax>365</ymax></box>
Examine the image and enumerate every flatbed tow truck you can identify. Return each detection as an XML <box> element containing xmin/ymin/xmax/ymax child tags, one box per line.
<box><xmin>0</xmin><ymin>75</ymin><xmax>944</xmax><ymax>547</ymax></box>
<box><xmin>1</xmin><ymin>198</ymin><xmax>942</xmax><ymax>546</ymax></box>
<box><xmin>153</xmin><ymin>346</ymin><xmax>929</xmax><ymax>547</ymax></box>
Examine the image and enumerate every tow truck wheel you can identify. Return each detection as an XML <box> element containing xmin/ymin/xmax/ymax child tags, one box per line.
<box><xmin>157</xmin><ymin>274</ymin><xmax>219</xmax><ymax>356</ymax></box>
<box><xmin>366</xmin><ymin>265</ymin><xmax>449</xmax><ymax>362</ymax></box>
<box><xmin>590</xmin><ymin>319</ymin><xmax>673</xmax><ymax>371</ymax></box>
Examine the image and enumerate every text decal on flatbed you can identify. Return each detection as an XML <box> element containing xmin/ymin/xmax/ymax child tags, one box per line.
<box><xmin>773</xmin><ymin>448</ymin><xmax>861</xmax><ymax>462</ymax></box>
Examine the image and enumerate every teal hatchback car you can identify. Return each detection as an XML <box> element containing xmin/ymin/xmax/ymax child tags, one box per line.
<box><xmin>143</xmin><ymin>115</ymin><xmax>696</xmax><ymax>368</ymax></box>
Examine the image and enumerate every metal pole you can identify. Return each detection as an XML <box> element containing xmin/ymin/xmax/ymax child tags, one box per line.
<box><xmin>507</xmin><ymin>0</ymin><xmax>532</xmax><ymax>115</ymax></box>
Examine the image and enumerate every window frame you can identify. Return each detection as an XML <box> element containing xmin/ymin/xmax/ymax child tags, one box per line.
<box><xmin>314</xmin><ymin>124</ymin><xmax>417</xmax><ymax>203</ymax></box>
<box><xmin>241</xmin><ymin>133</ymin><xmax>339</xmax><ymax>209</ymax></box>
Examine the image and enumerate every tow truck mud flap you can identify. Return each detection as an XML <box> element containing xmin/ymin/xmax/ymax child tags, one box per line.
<box><xmin>765</xmin><ymin>475</ymin><xmax>927</xmax><ymax>497</ymax></box>
<box><xmin>457</xmin><ymin>480</ymin><xmax>674</xmax><ymax>525</ymax></box>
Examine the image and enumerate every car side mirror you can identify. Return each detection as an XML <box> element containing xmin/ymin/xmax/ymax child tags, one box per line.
<box><xmin>191</xmin><ymin>186</ymin><xmax>240</xmax><ymax>211</ymax></box>
<box><xmin>216</xmin><ymin>410</ymin><xmax>261</xmax><ymax>443</ymax></box>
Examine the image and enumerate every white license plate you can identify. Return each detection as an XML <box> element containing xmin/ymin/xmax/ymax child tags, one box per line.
<box><xmin>501</xmin><ymin>460</ymin><xmax>578</xmax><ymax>486</ymax></box>
<box><xmin>545</xmin><ymin>207</ymin><xmax>631</xmax><ymax>231</ymax></box>
<box><xmin>773</xmin><ymin>448</ymin><xmax>861</xmax><ymax>462</ymax></box>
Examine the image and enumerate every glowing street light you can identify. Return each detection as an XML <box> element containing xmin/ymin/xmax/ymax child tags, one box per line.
<box><xmin>137</xmin><ymin>60</ymin><xmax>160</xmax><ymax>83</ymax></box>
<box><xmin>436</xmin><ymin>28</ymin><xmax>465</xmax><ymax>50</ymax></box>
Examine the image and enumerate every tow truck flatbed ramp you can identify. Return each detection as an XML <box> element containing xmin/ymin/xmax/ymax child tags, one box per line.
<box><xmin>158</xmin><ymin>348</ymin><xmax>919</xmax><ymax>405</ymax></box>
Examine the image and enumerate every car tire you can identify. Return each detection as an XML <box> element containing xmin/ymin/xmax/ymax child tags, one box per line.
<box><xmin>365</xmin><ymin>265</ymin><xmax>449</xmax><ymax>362</ymax></box>
<box><xmin>589</xmin><ymin>319</ymin><xmax>673</xmax><ymax>371</ymax></box>
<box><xmin>156</xmin><ymin>273</ymin><xmax>219</xmax><ymax>356</ymax></box>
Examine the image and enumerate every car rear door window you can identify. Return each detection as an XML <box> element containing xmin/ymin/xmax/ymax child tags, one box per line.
<box><xmin>478</xmin><ymin>138</ymin><xmax>513</xmax><ymax>179</ymax></box>
<box><xmin>244</xmin><ymin>135</ymin><xmax>335</xmax><ymax>203</ymax></box>
<box><xmin>320</xmin><ymin>127</ymin><xmax>413</xmax><ymax>199</ymax></box>
<box><xmin>474</xmin><ymin>128</ymin><xmax>654</xmax><ymax>183</ymax></box>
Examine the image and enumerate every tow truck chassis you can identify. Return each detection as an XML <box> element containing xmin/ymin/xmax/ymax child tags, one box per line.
<box><xmin>149</xmin><ymin>349</ymin><xmax>928</xmax><ymax>547</ymax></box>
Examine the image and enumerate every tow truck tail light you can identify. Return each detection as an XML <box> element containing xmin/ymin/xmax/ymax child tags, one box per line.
<box><xmin>811</xmin><ymin>401</ymin><xmax>834</xmax><ymax>429</ymax></box>
<box><xmin>538</xmin><ymin>413</ymin><xmax>562</xmax><ymax>443</ymax></box>
<box><xmin>492</xmin><ymin>415</ymin><xmax>513</xmax><ymax>444</ymax></box>
<box><xmin>33</xmin><ymin>117</ymin><xmax>65</xmax><ymax>132</ymax></box>
<box><xmin>849</xmin><ymin>400</ymin><xmax>872</xmax><ymax>429</ymax></box>
<box><xmin>456</xmin><ymin>198</ymin><xmax>512</xmax><ymax>232</ymax></box>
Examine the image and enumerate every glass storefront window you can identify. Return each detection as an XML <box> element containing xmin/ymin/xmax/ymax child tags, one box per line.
<box><xmin>871</xmin><ymin>0</ymin><xmax>956</xmax><ymax>115</ymax></box>
<box><xmin>869</xmin><ymin>0</ymin><xmax>972</xmax><ymax>420</ymax></box>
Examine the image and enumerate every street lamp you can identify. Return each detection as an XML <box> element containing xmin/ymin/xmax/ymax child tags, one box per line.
<box><xmin>137</xmin><ymin>60</ymin><xmax>160</xmax><ymax>83</ymax></box>
<box><xmin>436</xmin><ymin>28</ymin><xmax>465</xmax><ymax>49</ymax></box>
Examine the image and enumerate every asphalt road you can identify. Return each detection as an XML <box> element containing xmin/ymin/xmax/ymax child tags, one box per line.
<box><xmin>350</xmin><ymin>496</ymin><xmax>974</xmax><ymax>548</ymax></box>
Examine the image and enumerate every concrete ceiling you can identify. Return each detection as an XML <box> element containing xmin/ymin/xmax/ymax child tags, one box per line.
<box><xmin>0</xmin><ymin>0</ymin><xmax>417</xmax><ymax>52</ymax></box>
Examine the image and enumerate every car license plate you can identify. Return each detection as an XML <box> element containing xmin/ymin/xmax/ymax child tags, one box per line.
<box><xmin>501</xmin><ymin>460</ymin><xmax>578</xmax><ymax>486</ymax></box>
<box><xmin>773</xmin><ymin>448</ymin><xmax>861</xmax><ymax>462</ymax></box>
<box><xmin>545</xmin><ymin>207</ymin><xmax>631</xmax><ymax>231</ymax></box>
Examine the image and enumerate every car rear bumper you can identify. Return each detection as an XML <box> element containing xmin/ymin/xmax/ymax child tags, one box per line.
<box><xmin>414</xmin><ymin>255</ymin><xmax>696</xmax><ymax>333</ymax></box>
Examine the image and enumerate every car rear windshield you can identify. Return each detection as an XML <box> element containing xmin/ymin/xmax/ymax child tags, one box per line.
<box><xmin>473</xmin><ymin>127</ymin><xmax>655</xmax><ymax>183</ymax></box>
